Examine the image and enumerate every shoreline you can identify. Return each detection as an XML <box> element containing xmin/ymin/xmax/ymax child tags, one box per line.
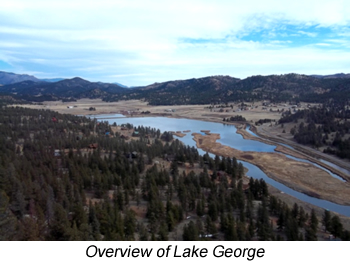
<box><xmin>15</xmin><ymin>99</ymin><xmax>350</xmax><ymax>184</ymax></box>
<box><xmin>13</xmin><ymin>99</ymin><xmax>350</xmax><ymax>224</ymax></box>
<box><xmin>236</xmin><ymin>125</ymin><xmax>350</xmax><ymax>182</ymax></box>
<box><xmin>96</xmin><ymin>111</ymin><xmax>350</xmax><ymax>225</ymax></box>
<box><xmin>92</xmin><ymin>111</ymin><xmax>350</xmax><ymax>205</ymax></box>
<box><xmin>191</xmin><ymin>131</ymin><xmax>350</xmax><ymax>206</ymax></box>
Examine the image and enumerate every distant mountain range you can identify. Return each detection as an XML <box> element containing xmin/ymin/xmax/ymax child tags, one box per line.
<box><xmin>0</xmin><ymin>71</ymin><xmax>41</xmax><ymax>85</ymax></box>
<box><xmin>0</xmin><ymin>71</ymin><xmax>131</xmax><ymax>87</ymax></box>
<box><xmin>40</xmin><ymin>78</ymin><xmax>66</xmax><ymax>83</ymax></box>
<box><xmin>112</xmin><ymin>82</ymin><xmax>129</xmax><ymax>88</ymax></box>
<box><xmin>309</xmin><ymin>73</ymin><xmax>350</xmax><ymax>79</ymax></box>
<box><xmin>0</xmin><ymin>75</ymin><xmax>128</xmax><ymax>101</ymax></box>
<box><xmin>0</xmin><ymin>71</ymin><xmax>67</xmax><ymax>85</ymax></box>
<box><xmin>119</xmin><ymin>73</ymin><xmax>350</xmax><ymax>105</ymax></box>
<box><xmin>1</xmin><ymin>71</ymin><xmax>350</xmax><ymax>104</ymax></box>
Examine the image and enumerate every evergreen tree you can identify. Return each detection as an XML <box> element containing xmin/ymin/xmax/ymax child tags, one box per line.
<box><xmin>331</xmin><ymin>215</ymin><xmax>343</xmax><ymax>238</ymax></box>
<box><xmin>183</xmin><ymin>221</ymin><xmax>199</xmax><ymax>241</ymax></box>
<box><xmin>322</xmin><ymin>210</ymin><xmax>332</xmax><ymax>232</ymax></box>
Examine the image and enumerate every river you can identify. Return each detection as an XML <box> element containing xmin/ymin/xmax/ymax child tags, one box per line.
<box><xmin>92</xmin><ymin>115</ymin><xmax>350</xmax><ymax>216</ymax></box>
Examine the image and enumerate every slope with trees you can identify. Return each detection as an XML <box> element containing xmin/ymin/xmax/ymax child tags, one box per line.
<box><xmin>0</xmin><ymin>104</ymin><xmax>349</xmax><ymax>240</ymax></box>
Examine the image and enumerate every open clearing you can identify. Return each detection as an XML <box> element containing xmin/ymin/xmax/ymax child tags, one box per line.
<box><xmin>14</xmin><ymin>98</ymin><xmax>284</xmax><ymax>122</ymax></box>
<box><xmin>192</xmin><ymin>132</ymin><xmax>350</xmax><ymax>206</ymax></box>
<box><xmin>15</xmin><ymin>98</ymin><xmax>350</xmax><ymax>226</ymax></box>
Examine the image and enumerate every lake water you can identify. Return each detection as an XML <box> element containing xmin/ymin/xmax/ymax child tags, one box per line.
<box><xmin>93</xmin><ymin>115</ymin><xmax>350</xmax><ymax>216</ymax></box>
<box><xmin>320</xmin><ymin>159</ymin><xmax>350</xmax><ymax>176</ymax></box>
<box><xmin>246</xmin><ymin>124</ymin><xmax>346</xmax><ymax>182</ymax></box>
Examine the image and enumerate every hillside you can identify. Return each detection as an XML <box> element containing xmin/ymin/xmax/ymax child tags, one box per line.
<box><xmin>107</xmin><ymin>73</ymin><xmax>350</xmax><ymax>105</ymax></box>
<box><xmin>40</xmin><ymin>78</ymin><xmax>66</xmax><ymax>83</ymax></box>
<box><xmin>0</xmin><ymin>77</ymin><xmax>129</xmax><ymax>101</ymax></box>
<box><xmin>0</xmin><ymin>71</ymin><xmax>41</xmax><ymax>85</ymax></box>
<box><xmin>121</xmin><ymin>75</ymin><xmax>241</xmax><ymax>105</ymax></box>
<box><xmin>1</xmin><ymin>105</ymin><xmax>349</xmax><ymax>241</ymax></box>
<box><xmin>226</xmin><ymin>74</ymin><xmax>350</xmax><ymax>103</ymax></box>
<box><xmin>1</xmin><ymin>71</ymin><xmax>350</xmax><ymax>104</ymax></box>
<box><xmin>310</xmin><ymin>73</ymin><xmax>350</xmax><ymax>79</ymax></box>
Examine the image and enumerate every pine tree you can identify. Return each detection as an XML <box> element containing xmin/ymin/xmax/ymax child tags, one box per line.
<box><xmin>331</xmin><ymin>215</ymin><xmax>343</xmax><ymax>238</ymax></box>
<box><xmin>138</xmin><ymin>223</ymin><xmax>149</xmax><ymax>241</ymax></box>
<box><xmin>88</xmin><ymin>203</ymin><xmax>101</xmax><ymax>240</ymax></box>
<box><xmin>224</xmin><ymin>215</ymin><xmax>238</xmax><ymax>241</ymax></box>
<box><xmin>183</xmin><ymin>221</ymin><xmax>199</xmax><ymax>241</ymax></box>
<box><xmin>48</xmin><ymin>203</ymin><xmax>71</xmax><ymax>240</ymax></box>
<box><xmin>322</xmin><ymin>210</ymin><xmax>331</xmax><ymax>232</ymax></box>
<box><xmin>157</xmin><ymin>221</ymin><xmax>168</xmax><ymax>241</ymax></box>
<box><xmin>124</xmin><ymin>209</ymin><xmax>136</xmax><ymax>240</ymax></box>
<box><xmin>310</xmin><ymin>209</ymin><xmax>318</xmax><ymax>233</ymax></box>
<box><xmin>0</xmin><ymin>190</ymin><xmax>20</xmax><ymax>240</ymax></box>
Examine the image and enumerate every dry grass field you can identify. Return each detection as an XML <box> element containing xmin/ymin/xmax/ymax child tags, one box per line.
<box><xmin>14</xmin><ymin>98</ymin><xmax>285</xmax><ymax>122</ymax></box>
<box><xmin>14</xmin><ymin>98</ymin><xmax>350</xmax><ymax>228</ymax></box>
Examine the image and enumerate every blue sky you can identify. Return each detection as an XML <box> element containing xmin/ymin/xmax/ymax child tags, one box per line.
<box><xmin>1</xmin><ymin>0</ymin><xmax>350</xmax><ymax>86</ymax></box>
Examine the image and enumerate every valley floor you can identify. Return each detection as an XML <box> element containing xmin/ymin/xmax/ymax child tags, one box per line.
<box><xmin>14</xmin><ymin>98</ymin><xmax>350</xmax><ymax>229</ymax></box>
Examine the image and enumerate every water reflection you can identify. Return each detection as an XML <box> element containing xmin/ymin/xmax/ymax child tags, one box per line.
<box><xmin>93</xmin><ymin>115</ymin><xmax>350</xmax><ymax>216</ymax></box>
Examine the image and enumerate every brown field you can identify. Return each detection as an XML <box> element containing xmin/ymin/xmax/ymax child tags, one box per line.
<box><xmin>191</xmin><ymin>131</ymin><xmax>350</xmax><ymax>206</ymax></box>
<box><xmin>15</xmin><ymin>99</ymin><xmax>350</xmax><ymax>227</ymax></box>
<box><xmin>14</xmin><ymin>98</ymin><xmax>284</xmax><ymax>122</ymax></box>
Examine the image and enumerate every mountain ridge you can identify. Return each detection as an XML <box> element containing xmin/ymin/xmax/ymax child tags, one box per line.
<box><xmin>0</xmin><ymin>71</ymin><xmax>41</xmax><ymax>85</ymax></box>
<box><xmin>310</xmin><ymin>73</ymin><xmax>350</xmax><ymax>79</ymax></box>
<box><xmin>0</xmin><ymin>76</ymin><xmax>128</xmax><ymax>101</ymax></box>
<box><xmin>1</xmin><ymin>71</ymin><xmax>350</xmax><ymax>104</ymax></box>
<box><xmin>40</xmin><ymin>78</ymin><xmax>66</xmax><ymax>82</ymax></box>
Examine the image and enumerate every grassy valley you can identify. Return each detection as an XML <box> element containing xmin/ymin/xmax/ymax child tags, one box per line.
<box><xmin>2</xmin><ymin>71</ymin><xmax>350</xmax><ymax>241</ymax></box>
<box><xmin>1</xmin><ymin>105</ymin><xmax>349</xmax><ymax>241</ymax></box>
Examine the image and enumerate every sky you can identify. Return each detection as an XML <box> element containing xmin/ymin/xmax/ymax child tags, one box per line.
<box><xmin>1</xmin><ymin>0</ymin><xmax>350</xmax><ymax>86</ymax></box>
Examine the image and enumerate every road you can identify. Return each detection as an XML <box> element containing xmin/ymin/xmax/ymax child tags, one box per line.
<box><xmin>256</xmin><ymin>125</ymin><xmax>350</xmax><ymax>177</ymax></box>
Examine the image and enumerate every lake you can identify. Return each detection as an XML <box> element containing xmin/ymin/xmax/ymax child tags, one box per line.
<box><xmin>93</xmin><ymin>115</ymin><xmax>350</xmax><ymax>216</ymax></box>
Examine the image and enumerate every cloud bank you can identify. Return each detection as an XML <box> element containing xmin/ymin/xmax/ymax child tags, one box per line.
<box><xmin>1</xmin><ymin>0</ymin><xmax>350</xmax><ymax>85</ymax></box>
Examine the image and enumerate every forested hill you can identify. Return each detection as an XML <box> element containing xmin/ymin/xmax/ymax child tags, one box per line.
<box><xmin>279</xmin><ymin>102</ymin><xmax>350</xmax><ymax>159</ymax></box>
<box><xmin>126</xmin><ymin>75</ymin><xmax>241</xmax><ymax>105</ymax></box>
<box><xmin>1</xmin><ymin>105</ymin><xmax>350</xmax><ymax>240</ymax></box>
<box><xmin>110</xmin><ymin>74</ymin><xmax>350</xmax><ymax>105</ymax></box>
<box><xmin>0</xmin><ymin>71</ymin><xmax>41</xmax><ymax>85</ymax></box>
<box><xmin>0</xmin><ymin>77</ymin><xmax>129</xmax><ymax>102</ymax></box>
<box><xmin>1</xmin><ymin>72</ymin><xmax>350</xmax><ymax>104</ymax></box>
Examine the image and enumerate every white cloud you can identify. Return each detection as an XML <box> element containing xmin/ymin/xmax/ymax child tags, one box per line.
<box><xmin>297</xmin><ymin>31</ymin><xmax>318</xmax><ymax>37</ymax></box>
<box><xmin>0</xmin><ymin>0</ymin><xmax>350</xmax><ymax>85</ymax></box>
